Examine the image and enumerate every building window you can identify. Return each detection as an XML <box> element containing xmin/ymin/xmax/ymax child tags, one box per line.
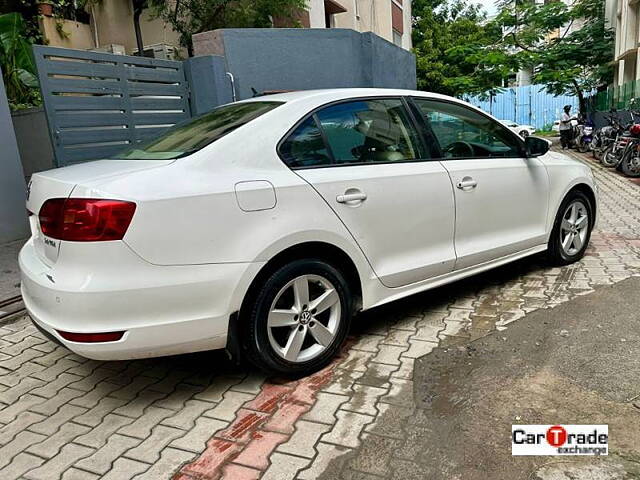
<box><xmin>393</xmin><ymin>29</ymin><xmax>402</xmax><ymax>46</ymax></box>
<box><xmin>391</xmin><ymin>1</ymin><xmax>403</xmax><ymax>46</ymax></box>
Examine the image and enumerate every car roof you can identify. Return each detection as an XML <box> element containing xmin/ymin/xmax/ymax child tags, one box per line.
<box><xmin>239</xmin><ymin>88</ymin><xmax>469</xmax><ymax>105</ymax></box>
<box><xmin>235</xmin><ymin>88</ymin><xmax>494</xmax><ymax>123</ymax></box>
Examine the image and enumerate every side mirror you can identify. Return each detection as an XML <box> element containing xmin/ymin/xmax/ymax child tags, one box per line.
<box><xmin>525</xmin><ymin>136</ymin><xmax>551</xmax><ymax>157</ymax></box>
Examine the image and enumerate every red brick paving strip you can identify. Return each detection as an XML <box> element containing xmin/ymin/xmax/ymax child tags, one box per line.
<box><xmin>173</xmin><ymin>362</ymin><xmax>339</xmax><ymax>479</ymax></box>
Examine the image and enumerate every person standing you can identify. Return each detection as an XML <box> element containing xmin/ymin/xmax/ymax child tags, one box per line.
<box><xmin>559</xmin><ymin>105</ymin><xmax>575</xmax><ymax>150</ymax></box>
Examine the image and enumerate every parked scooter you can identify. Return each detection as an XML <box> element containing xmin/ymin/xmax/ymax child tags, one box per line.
<box><xmin>575</xmin><ymin>118</ymin><xmax>594</xmax><ymax>153</ymax></box>
<box><xmin>563</xmin><ymin>114</ymin><xmax>586</xmax><ymax>150</ymax></box>
<box><xmin>566</xmin><ymin>117</ymin><xmax>580</xmax><ymax>149</ymax></box>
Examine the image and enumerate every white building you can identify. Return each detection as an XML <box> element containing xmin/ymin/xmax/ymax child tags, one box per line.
<box><xmin>606</xmin><ymin>0</ymin><xmax>639</xmax><ymax>85</ymax></box>
<box><xmin>39</xmin><ymin>0</ymin><xmax>412</xmax><ymax>58</ymax></box>
<box><xmin>303</xmin><ymin>0</ymin><xmax>412</xmax><ymax>50</ymax></box>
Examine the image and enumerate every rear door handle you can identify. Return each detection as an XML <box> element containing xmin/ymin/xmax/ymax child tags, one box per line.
<box><xmin>336</xmin><ymin>192</ymin><xmax>367</xmax><ymax>203</ymax></box>
<box><xmin>456</xmin><ymin>177</ymin><xmax>477</xmax><ymax>190</ymax></box>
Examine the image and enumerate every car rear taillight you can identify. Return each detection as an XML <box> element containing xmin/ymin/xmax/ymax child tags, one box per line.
<box><xmin>57</xmin><ymin>330</ymin><xmax>125</xmax><ymax>343</ymax></box>
<box><xmin>39</xmin><ymin>198</ymin><xmax>136</xmax><ymax>241</ymax></box>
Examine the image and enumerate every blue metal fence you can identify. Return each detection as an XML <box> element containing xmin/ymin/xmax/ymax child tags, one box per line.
<box><xmin>465</xmin><ymin>84</ymin><xmax>580</xmax><ymax>130</ymax></box>
<box><xmin>33</xmin><ymin>45</ymin><xmax>192</xmax><ymax>167</ymax></box>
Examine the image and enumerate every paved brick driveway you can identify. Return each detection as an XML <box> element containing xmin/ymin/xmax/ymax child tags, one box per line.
<box><xmin>1</xmin><ymin>149</ymin><xmax>639</xmax><ymax>480</ymax></box>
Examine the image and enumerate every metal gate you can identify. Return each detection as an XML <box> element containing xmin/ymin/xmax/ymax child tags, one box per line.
<box><xmin>33</xmin><ymin>45</ymin><xmax>191</xmax><ymax>167</ymax></box>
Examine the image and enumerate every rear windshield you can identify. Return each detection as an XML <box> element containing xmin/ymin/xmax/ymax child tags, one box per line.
<box><xmin>114</xmin><ymin>101</ymin><xmax>283</xmax><ymax>160</ymax></box>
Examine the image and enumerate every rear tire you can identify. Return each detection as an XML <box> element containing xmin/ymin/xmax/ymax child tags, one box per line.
<box><xmin>244</xmin><ymin>259</ymin><xmax>352</xmax><ymax>375</ymax></box>
<box><xmin>547</xmin><ymin>190</ymin><xmax>593</xmax><ymax>266</ymax></box>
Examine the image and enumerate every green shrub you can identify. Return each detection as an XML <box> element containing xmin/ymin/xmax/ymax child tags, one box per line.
<box><xmin>0</xmin><ymin>12</ymin><xmax>41</xmax><ymax>110</ymax></box>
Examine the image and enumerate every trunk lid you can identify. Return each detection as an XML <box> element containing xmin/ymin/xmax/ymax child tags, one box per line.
<box><xmin>26</xmin><ymin>160</ymin><xmax>172</xmax><ymax>266</ymax></box>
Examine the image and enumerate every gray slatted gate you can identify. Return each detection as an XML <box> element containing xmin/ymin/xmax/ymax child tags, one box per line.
<box><xmin>33</xmin><ymin>45</ymin><xmax>191</xmax><ymax>167</ymax></box>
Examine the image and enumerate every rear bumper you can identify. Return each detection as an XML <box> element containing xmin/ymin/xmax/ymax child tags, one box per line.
<box><xmin>19</xmin><ymin>238</ymin><xmax>263</xmax><ymax>360</ymax></box>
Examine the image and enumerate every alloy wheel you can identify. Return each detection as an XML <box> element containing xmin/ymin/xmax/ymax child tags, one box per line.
<box><xmin>559</xmin><ymin>200</ymin><xmax>589</xmax><ymax>256</ymax></box>
<box><xmin>267</xmin><ymin>274</ymin><xmax>341</xmax><ymax>363</ymax></box>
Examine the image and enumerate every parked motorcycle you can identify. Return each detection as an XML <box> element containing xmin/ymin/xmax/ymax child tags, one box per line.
<box><xmin>619</xmin><ymin>127</ymin><xmax>640</xmax><ymax>177</ymax></box>
<box><xmin>601</xmin><ymin>107</ymin><xmax>640</xmax><ymax>168</ymax></box>
<box><xmin>602</xmin><ymin>128</ymin><xmax>635</xmax><ymax>168</ymax></box>
<box><xmin>591</xmin><ymin>114</ymin><xmax>620</xmax><ymax>161</ymax></box>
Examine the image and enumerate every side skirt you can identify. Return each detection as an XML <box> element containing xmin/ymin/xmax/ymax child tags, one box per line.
<box><xmin>366</xmin><ymin>244</ymin><xmax>548</xmax><ymax>310</ymax></box>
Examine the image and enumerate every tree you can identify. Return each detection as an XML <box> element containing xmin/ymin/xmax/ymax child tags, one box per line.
<box><xmin>3</xmin><ymin>0</ymin><xmax>45</xmax><ymax>43</ymax></box>
<box><xmin>413</xmin><ymin>0</ymin><xmax>614</xmax><ymax>110</ymax></box>
<box><xmin>495</xmin><ymin>0</ymin><xmax>614</xmax><ymax>113</ymax></box>
<box><xmin>148</xmin><ymin>0</ymin><xmax>307</xmax><ymax>56</ymax></box>
<box><xmin>412</xmin><ymin>0</ymin><xmax>516</xmax><ymax>98</ymax></box>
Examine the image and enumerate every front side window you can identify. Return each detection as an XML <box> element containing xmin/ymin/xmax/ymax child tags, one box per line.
<box><xmin>114</xmin><ymin>101</ymin><xmax>282</xmax><ymax>160</ymax></box>
<box><xmin>413</xmin><ymin>99</ymin><xmax>522</xmax><ymax>159</ymax></box>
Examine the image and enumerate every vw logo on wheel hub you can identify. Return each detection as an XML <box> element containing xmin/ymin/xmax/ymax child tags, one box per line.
<box><xmin>299</xmin><ymin>311</ymin><xmax>312</xmax><ymax>325</ymax></box>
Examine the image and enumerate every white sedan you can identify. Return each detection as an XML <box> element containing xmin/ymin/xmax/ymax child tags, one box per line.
<box><xmin>20</xmin><ymin>88</ymin><xmax>597</xmax><ymax>375</ymax></box>
<box><xmin>499</xmin><ymin>120</ymin><xmax>536</xmax><ymax>138</ymax></box>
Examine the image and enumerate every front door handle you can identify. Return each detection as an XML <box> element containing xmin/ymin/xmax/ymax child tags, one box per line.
<box><xmin>336</xmin><ymin>191</ymin><xmax>367</xmax><ymax>204</ymax></box>
<box><xmin>456</xmin><ymin>177</ymin><xmax>477</xmax><ymax>190</ymax></box>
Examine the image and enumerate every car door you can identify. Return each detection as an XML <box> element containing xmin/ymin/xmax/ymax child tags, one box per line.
<box><xmin>411</xmin><ymin>98</ymin><xmax>550</xmax><ymax>270</ymax></box>
<box><xmin>280</xmin><ymin>97</ymin><xmax>456</xmax><ymax>288</ymax></box>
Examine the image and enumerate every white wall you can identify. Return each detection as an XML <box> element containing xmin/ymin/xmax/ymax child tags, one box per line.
<box><xmin>0</xmin><ymin>67</ymin><xmax>29</xmax><ymax>243</ymax></box>
<box><xmin>308</xmin><ymin>0</ymin><xmax>326</xmax><ymax>27</ymax></box>
<box><xmin>402</xmin><ymin>0</ymin><xmax>412</xmax><ymax>49</ymax></box>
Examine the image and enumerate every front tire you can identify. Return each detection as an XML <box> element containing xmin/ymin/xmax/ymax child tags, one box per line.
<box><xmin>245</xmin><ymin>259</ymin><xmax>352</xmax><ymax>375</ymax></box>
<box><xmin>547</xmin><ymin>191</ymin><xmax>593</xmax><ymax>266</ymax></box>
<box><xmin>592</xmin><ymin>146</ymin><xmax>603</xmax><ymax>161</ymax></box>
<box><xmin>601</xmin><ymin>144</ymin><xmax>618</xmax><ymax>167</ymax></box>
<box><xmin>620</xmin><ymin>150</ymin><xmax>640</xmax><ymax>177</ymax></box>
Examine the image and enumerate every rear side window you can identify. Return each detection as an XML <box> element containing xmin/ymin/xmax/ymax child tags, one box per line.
<box><xmin>114</xmin><ymin>101</ymin><xmax>282</xmax><ymax>160</ymax></box>
<box><xmin>279</xmin><ymin>97</ymin><xmax>425</xmax><ymax>168</ymax></box>
<box><xmin>279</xmin><ymin>117</ymin><xmax>332</xmax><ymax>168</ymax></box>
<box><xmin>316</xmin><ymin>99</ymin><xmax>424</xmax><ymax>164</ymax></box>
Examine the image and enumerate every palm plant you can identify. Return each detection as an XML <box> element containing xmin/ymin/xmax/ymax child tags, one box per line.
<box><xmin>0</xmin><ymin>12</ymin><xmax>40</xmax><ymax>109</ymax></box>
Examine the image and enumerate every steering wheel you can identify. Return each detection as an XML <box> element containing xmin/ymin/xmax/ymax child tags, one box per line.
<box><xmin>442</xmin><ymin>141</ymin><xmax>474</xmax><ymax>158</ymax></box>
